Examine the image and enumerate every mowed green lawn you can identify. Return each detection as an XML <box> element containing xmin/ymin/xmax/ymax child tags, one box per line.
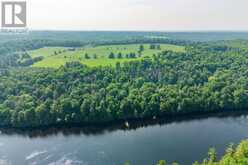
<box><xmin>29</xmin><ymin>44</ymin><xmax>185</xmax><ymax>68</ymax></box>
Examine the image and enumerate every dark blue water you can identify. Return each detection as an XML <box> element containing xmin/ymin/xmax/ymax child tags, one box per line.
<box><xmin>1</xmin><ymin>114</ymin><xmax>248</xmax><ymax>165</ymax></box>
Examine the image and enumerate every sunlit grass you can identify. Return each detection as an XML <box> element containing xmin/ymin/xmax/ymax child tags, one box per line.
<box><xmin>30</xmin><ymin>44</ymin><xmax>185</xmax><ymax>68</ymax></box>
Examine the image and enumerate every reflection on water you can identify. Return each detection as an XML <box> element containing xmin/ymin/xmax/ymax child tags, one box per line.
<box><xmin>1</xmin><ymin>111</ymin><xmax>248</xmax><ymax>138</ymax></box>
<box><xmin>26</xmin><ymin>150</ymin><xmax>48</xmax><ymax>160</ymax></box>
<box><xmin>1</xmin><ymin>111</ymin><xmax>248</xmax><ymax>165</ymax></box>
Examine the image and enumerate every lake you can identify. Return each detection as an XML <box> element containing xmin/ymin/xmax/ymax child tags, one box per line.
<box><xmin>1</xmin><ymin>113</ymin><xmax>248</xmax><ymax>165</ymax></box>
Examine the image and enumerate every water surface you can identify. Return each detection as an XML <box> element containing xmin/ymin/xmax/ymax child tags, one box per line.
<box><xmin>1</xmin><ymin>113</ymin><xmax>248</xmax><ymax>165</ymax></box>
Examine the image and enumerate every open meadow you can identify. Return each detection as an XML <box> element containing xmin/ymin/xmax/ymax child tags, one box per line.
<box><xmin>29</xmin><ymin>44</ymin><xmax>185</xmax><ymax>68</ymax></box>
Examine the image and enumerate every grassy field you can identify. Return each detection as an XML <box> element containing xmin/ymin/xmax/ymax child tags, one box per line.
<box><xmin>29</xmin><ymin>44</ymin><xmax>185</xmax><ymax>68</ymax></box>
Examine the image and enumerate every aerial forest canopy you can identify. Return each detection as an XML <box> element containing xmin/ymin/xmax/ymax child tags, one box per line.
<box><xmin>0</xmin><ymin>36</ymin><xmax>248</xmax><ymax>127</ymax></box>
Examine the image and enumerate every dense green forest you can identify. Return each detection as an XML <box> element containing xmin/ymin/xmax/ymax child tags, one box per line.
<box><xmin>1</xmin><ymin>36</ymin><xmax>248</xmax><ymax>127</ymax></box>
<box><xmin>2</xmin><ymin>31</ymin><xmax>248</xmax><ymax>165</ymax></box>
<box><xmin>126</xmin><ymin>139</ymin><xmax>248</xmax><ymax>165</ymax></box>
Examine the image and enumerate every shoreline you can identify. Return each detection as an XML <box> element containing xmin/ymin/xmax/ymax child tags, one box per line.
<box><xmin>1</xmin><ymin>110</ymin><xmax>248</xmax><ymax>137</ymax></box>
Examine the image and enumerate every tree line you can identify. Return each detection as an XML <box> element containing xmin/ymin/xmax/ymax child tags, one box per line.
<box><xmin>0</xmin><ymin>42</ymin><xmax>248</xmax><ymax>127</ymax></box>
